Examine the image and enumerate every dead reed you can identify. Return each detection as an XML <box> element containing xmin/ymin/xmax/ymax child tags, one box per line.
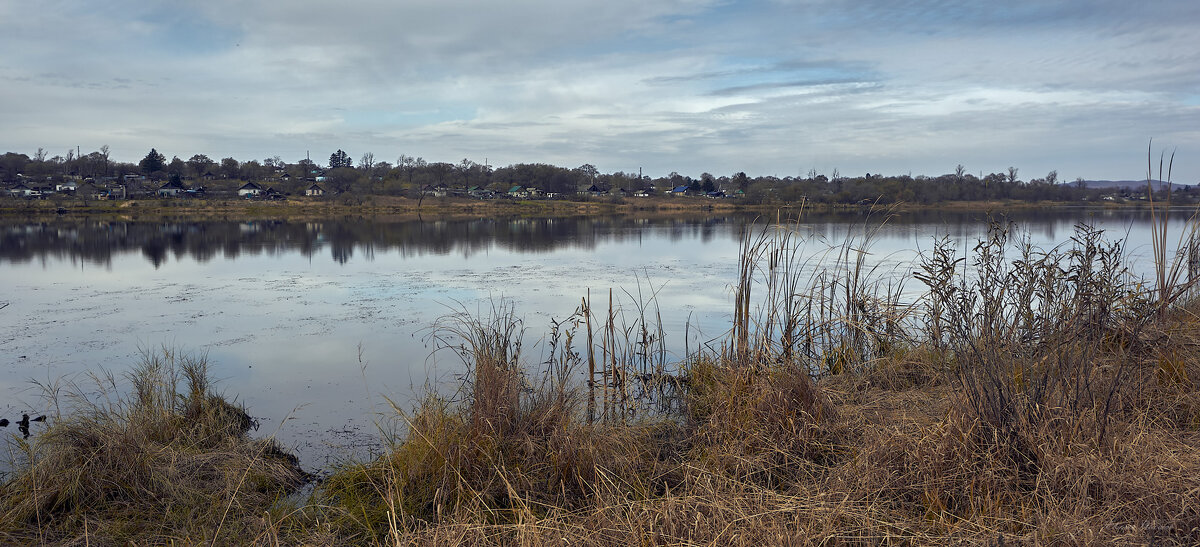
<box><xmin>275</xmin><ymin>203</ymin><xmax>1200</xmax><ymax>545</ymax></box>
<box><xmin>308</xmin><ymin>302</ymin><xmax>676</xmax><ymax>544</ymax></box>
<box><xmin>338</xmin><ymin>206</ymin><xmax>1200</xmax><ymax>545</ymax></box>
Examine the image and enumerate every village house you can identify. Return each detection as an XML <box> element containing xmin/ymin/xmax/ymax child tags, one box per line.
<box><xmin>305</xmin><ymin>183</ymin><xmax>325</xmax><ymax>197</ymax></box>
<box><xmin>467</xmin><ymin>186</ymin><xmax>495</xmax><ymax>199</ymax></box>
<box><xmin>421</xmin><ymin>184</ymin><xmax>449</xmax><ymax>198</ymax></box>
<box><xmin>238</xmin><ymin>181</ymin><xmax>263</xmax><ymax>197</ymax></box>
<box><xmin>75</xmin><ymin>182</ymin><xmax>104</xmax><ymax>200</ymax></box>
<box><xmin>8</xmin><ymin>183</ymin><xmax>35</xmax><ymax>197</ymax></box>
<box><xmin>157</xmin><ymin>180</ymin><xmax>186</xmax><ymax>197</ymax></box>
<box><xmin>105</xmin><ymin>184</ymin><xmax>128</xmax><ymax>199</ymax></box>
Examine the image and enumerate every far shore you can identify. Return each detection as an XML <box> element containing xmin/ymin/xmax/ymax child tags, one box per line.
<box><xmin>0</xmin><ymin>195</ymin><xmax>1153</xmax><ymax>222</ymax></box>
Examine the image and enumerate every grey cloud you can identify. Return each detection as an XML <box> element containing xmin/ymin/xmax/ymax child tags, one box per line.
<box><xmin>777</xmin><ymin>0</ymin><xmax>1198</xmax><ymax>35</ymax></box>
<box><xmin>644</xmin><ymin>59</ymin><xmax>875</xmax><ymax>86</ymax></box>
<box><xmin>709</xmin><ymin>78</ymin><xmax>879</xmax><ymax>97</ymax></box>
<box><xmin>2</xmin><ymin>0</ymin><xmax>1199</xmax><ymax>182</ymax></box>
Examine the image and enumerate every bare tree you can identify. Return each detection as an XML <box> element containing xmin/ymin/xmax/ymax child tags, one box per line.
<box><xmin>397</xmin><ymin>154</ymin><xmax>415</xmax><ymax>184</ymax></box>
<box><xmin>457</xmin><ymin>158</ymin><xmax>476</xmax><ymax>186</ymax></box>
<box><xmin>576</xmin><ymin>163</ymin><xmax>598</xmax><ymax>191</ymax></box>
<box><xmin>100</xmin><ymin>145</ymin><xmax>110</xmax><ymax>176</ymax></box>
<box><xmin>1007</xmin><ymin>166</ymin><xmax>1019</xmax><ymax>185</ymax></box>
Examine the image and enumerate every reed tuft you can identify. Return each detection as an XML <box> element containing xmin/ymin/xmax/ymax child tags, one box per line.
<box><xmin>0</xmin><ymin>348</ymin><xmax>307</xmax><ymax>544</ymax></box>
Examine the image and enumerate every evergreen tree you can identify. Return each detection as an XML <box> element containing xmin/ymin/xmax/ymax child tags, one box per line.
<box><xmin>329</xmin><ymin>149</ymin><xmax>353</xmax><ymax>169</ymax></box>
<box><xmin>139</xmin><ymin>148</ymin><xmax>166</xmax><ymax>175</ymax></box>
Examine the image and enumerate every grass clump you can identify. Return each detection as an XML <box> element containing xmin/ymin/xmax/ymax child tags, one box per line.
<box><xmin>0</xmin><ymin>349</ymin><xmax>307</xmax><ymax>544</ymax></box>
<box><xmin>308</xmin><ymin>295</ymin><xmax>860</xmax><ymax>544</ymax></box>
<box><xmin>313</xmin><ymin>303</ymin><xmax>671</xmax><ymax>543</ymax></box>
<box><xmin>685</xmin><ymin>355</ymin><xmax>840</xmax><ymax>487</ymax></box>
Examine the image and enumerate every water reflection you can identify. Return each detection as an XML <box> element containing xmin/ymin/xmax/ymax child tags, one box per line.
<box><xmin>0</xmin><ymin>216</ymin><xmax>740</xmax><ymax>267</ymax></box>
<box><xmin>0</xmin><ymin>208</ymin><xmax>1174</xmax><ymax>268</ymax></box>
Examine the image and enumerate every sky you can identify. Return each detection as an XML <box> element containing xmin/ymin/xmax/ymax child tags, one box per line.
<box><xmin>2</xmin><ymin>0</ymin><xmax>1199</xmax><ymax>182</ymax></box>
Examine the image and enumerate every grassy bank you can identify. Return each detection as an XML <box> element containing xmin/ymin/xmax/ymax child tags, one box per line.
<box><xmin>1</xmin><ymin>195</ymin><xmax>757</xmax><ymax>222</ymax></box>
<box><xmin>0</xmin><ymin>194</ymin><xmax>1126</xmax><ymax>222</ymax></box>
<box><xmin>3</xmin><ymin>215</ymin><xmax>1200</xmax><ymax>545</ymax></box>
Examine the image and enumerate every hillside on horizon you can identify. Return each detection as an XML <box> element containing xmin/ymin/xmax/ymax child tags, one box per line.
<box><xmin>1079</xmin><ymin>179</ymin><xmax>1193</xmax><ymax>191</ymax></box>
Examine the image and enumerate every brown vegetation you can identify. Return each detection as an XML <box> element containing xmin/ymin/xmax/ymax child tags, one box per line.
<box><xmin>0</xmin><ymin>194</ymin><xmax>755</xmax><ymax>221</ymax></box>
<box><xmin>295</xmin><ymin>215</ymin><xmax>1200</xmax><ymax>545</ymax></box>
<box><xmin>3</xmin><ymin>212</ymin><xmax>1200</xmax><ymax>545</ymax></box>
<box><xmin>0</xmin><ymin>350</ymin><xmax>307</xmax><ymax>544</ymax></box>
<box><xmin>0</xmin><ymin>193</ymin><xmax>1114</xmax><ymax>224</ymax></box>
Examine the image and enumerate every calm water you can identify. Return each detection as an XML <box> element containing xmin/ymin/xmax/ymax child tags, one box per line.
<box><xmin>0</xmin><ymin>208</ymin><xmax>1192</xmax><ymax>469</ymax></box>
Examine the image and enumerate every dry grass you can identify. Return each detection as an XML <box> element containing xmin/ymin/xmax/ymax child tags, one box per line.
<box><xmin>6</xmin><ymin>208</ymin><xmax>1200</xmax><ymax>545</ymax></box>
<box><xmin>286</xmin><ymin>214</ymin><xmax>1200</xmax><ymax>546</ymax></box>
<box><xmin>0</xmin><ymin>349</ymin><xmax>307</xmax><ymax>545</ymax></box>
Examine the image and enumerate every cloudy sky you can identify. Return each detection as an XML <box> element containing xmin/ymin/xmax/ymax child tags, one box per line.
<box><xmin>2</xmin><ymin>0</ymin><xmax>1198</xmax><ymax>181</ymax></box>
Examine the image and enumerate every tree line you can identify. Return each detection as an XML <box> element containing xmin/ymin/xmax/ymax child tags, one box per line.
<box><xmin>1</xmin><ymin>146</ymin><xmax>1190</xmax><ymax>205</ymax></box>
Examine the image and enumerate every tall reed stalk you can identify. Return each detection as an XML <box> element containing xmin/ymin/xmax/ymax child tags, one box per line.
<box><xmin>1146</xmin><ymin>141</ymin><xmax>1200</xmax><ymax>316</ymax></box>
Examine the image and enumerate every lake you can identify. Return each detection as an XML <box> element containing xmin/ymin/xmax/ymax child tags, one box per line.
<box><xmin>1</xmin><ymin>207</ymin><xmax>1194</xmax><ymax>469</ymax></box>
